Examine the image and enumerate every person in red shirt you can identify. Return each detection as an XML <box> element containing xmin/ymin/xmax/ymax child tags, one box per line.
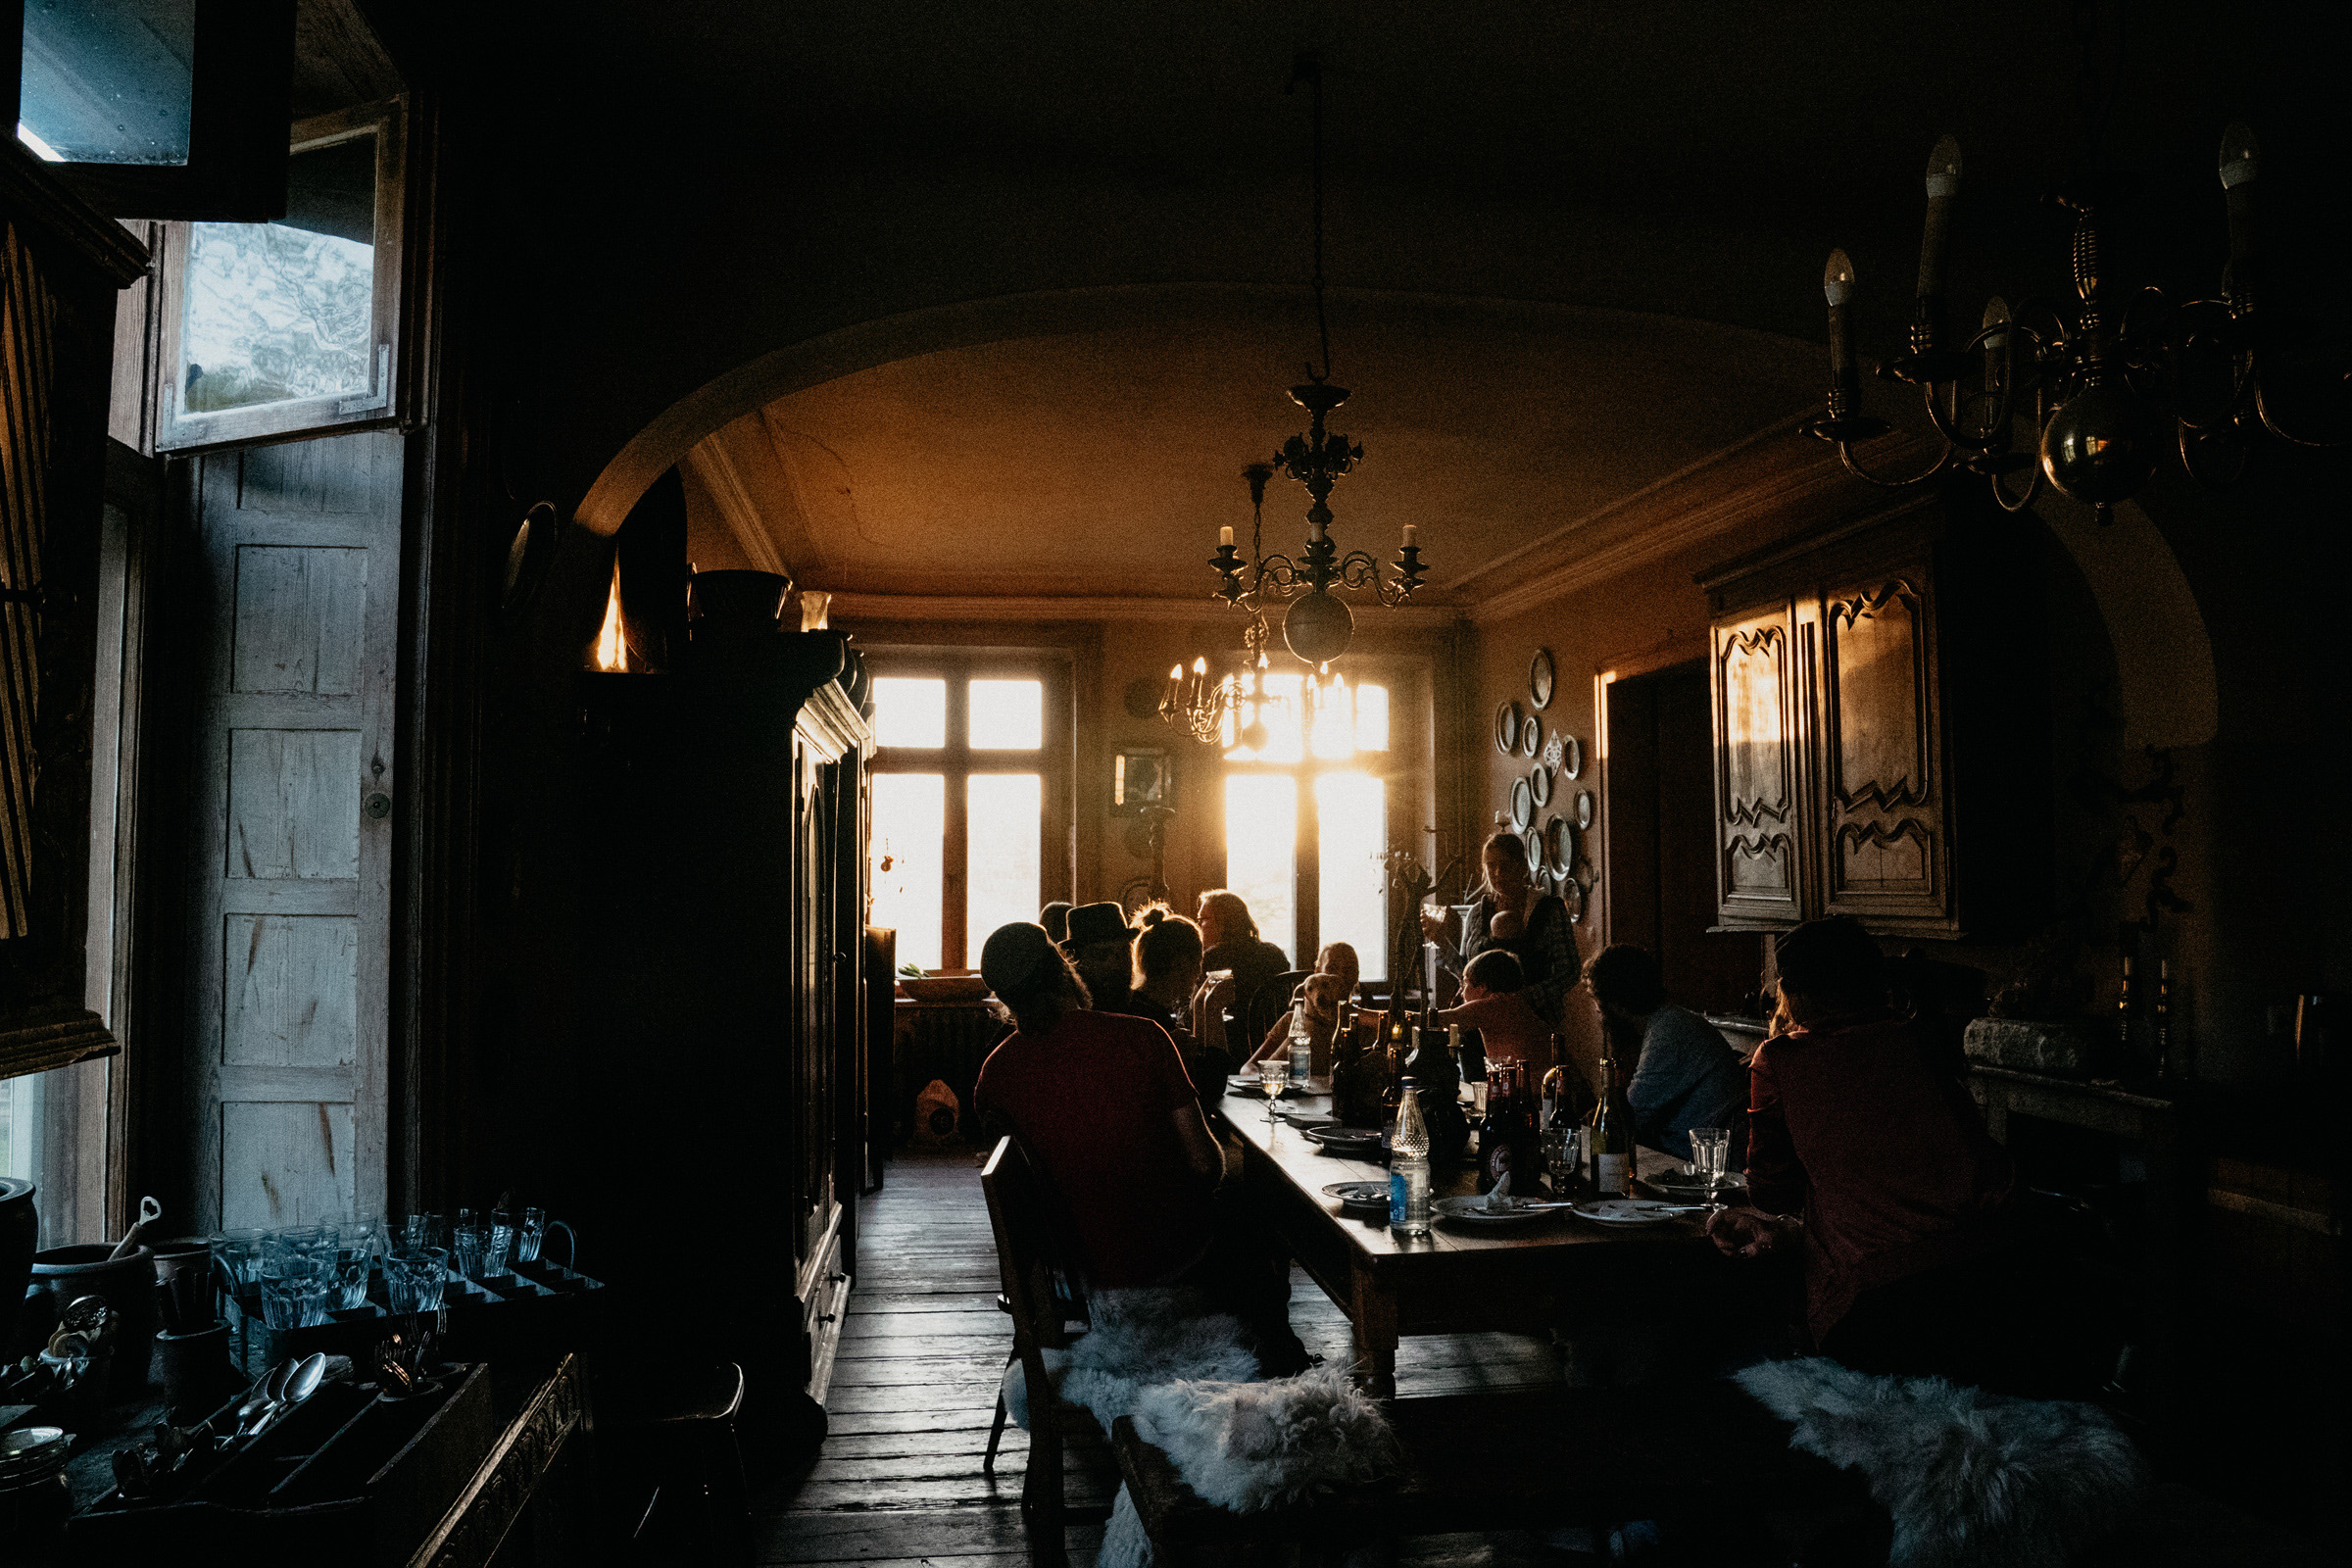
<box><xmin>1705</xmin><ymin>917</ymin><xmax>2035</xmax><ymax>1391</ymax></box>
<box><xmin>973</xmin><ymin>921</ymin><xmax>1308</xmax><ymax>1373</ymax></box>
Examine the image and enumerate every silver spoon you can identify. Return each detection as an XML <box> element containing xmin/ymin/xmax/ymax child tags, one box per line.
<box><xmin>236</xmin><ymin>1359</ymin><xmax>295</xmax><ymax>1434</ymax></box>
<box><xmin>250</xmin><ymin>1352</ymin><xmax>326</xmax><ymax>1439</ymax></box>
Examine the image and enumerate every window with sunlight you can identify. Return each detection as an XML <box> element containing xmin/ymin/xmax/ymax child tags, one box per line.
<box><xmin>1222</xmin><ymin>674</ymin><xmax>1393</xmax><ymax>980</ymax></box>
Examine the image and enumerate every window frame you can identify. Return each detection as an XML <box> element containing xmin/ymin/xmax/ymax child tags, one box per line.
<box><xmin>866</xmin><ymin>651</ymin><xmax>1074</xmax><ymax>971</ymax></box>
<box><xmin>1218</xmin><ymin>657</ymin><xmax>1424</xmax><ymax>984</ymax></box>
<box><xmin>150</xmin><ymin>96</ymin><xmax>406</xmax><ymax>452</ymax></box>
<box><xmin>24</xmin><ymin>0</ymin><xmax>299</xmax><ymax>221</ymax></box>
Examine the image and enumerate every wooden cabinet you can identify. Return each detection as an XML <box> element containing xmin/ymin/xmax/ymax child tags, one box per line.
<box><xmin>1702</xmin><ymin>494</ymin><xmax>2038</xmax><ymax>939</ymax></box>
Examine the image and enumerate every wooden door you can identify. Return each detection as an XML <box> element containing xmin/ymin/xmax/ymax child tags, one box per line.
<box><xmin>1709</xmin><ymin>602</ymin><xmax>1804</xmax><ymax>930</ymax></box>
<box><xmin>1814</xmin><ymin>563</ymin><xmax>1954</xmax><ymax>932</ymax></box>
<box><xmin>185</xmin><ymin>431</ymin><xmax>399</xmax><ymax>1230</ymax></box>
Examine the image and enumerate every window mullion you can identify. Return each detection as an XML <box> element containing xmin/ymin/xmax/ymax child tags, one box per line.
<box><xmin>1296</xmin><ymin>768</ymin><xmax>1321</xmax><ymax>969</ymax></box>
<box><xmin>944</xmin><ymin>675</ymin><xmax>971</xmax><ymax>968</ymax></box>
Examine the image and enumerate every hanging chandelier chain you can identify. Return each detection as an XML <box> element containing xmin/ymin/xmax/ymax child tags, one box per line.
<box><xmin>1308</xmin><ymin>53</ymin><xmax>1331</xmax><ymax>383</ymax></box>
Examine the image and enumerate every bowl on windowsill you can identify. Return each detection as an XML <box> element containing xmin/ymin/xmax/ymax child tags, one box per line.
<box><xmin>897</xmin><ymin>973</ymin><xmax>994</xmax><ymax>1004</ymax></box>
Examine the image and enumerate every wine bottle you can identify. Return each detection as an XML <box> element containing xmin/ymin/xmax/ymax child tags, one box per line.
<box><xmin>2118</xmin><ymin>954</ymin><xmax>2134</xmax><ymax>1053</ymax></box>
<box><xmin>1588</xmin><ymin>1053</ymin><xmax>1633</xmax><ymax>1196</ymax></box>
<box><xmin>1478</xmin><ymin>1062</ymin><xmax>1517</xmax><ymax>1193</ymax></box>
<box><xmin>1389</xmin><ymin>1076</ymin><xmax>1432</xmax><ymax>1236</ymax></box>
<box><xmin>1288</xmin><ymin>1003</ymin><xmax>1314</xmax><ymax>1085</ymax></box>
<box><xmin>1378</xmin><ymin>1037</ymin><xmax>1407</xmax><ymax>1161</ymax></box>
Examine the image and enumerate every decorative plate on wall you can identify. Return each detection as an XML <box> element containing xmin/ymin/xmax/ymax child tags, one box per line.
<box><xmin>1542</xmin><ymin>733</ymin><xmax>1563</xmax><ymax>771</ymax></box>
<box><xmin>1544</xmin><ymin>814</ymin><xmax>1573</xmax><ymax>876</ymax></box>
<box><xmin>1575</xmin><ymin>789</ymin><xmax>1595</xmax><ymax>830</ymax></box>
<box><xmin>1520</xmin><ymin>713</ymin><xmax>1542</xmax><ymax>759</ymax></box>
<box><xmin>1509</xmin><ymin>776</ymin><xmax>1534</xmax><ymax>831</ymax></box>
<box><xmin>1530</xmin><ymin>648</ymin><xmax>1556</xmax><ymax>710</ymax></box>
<box><xmin>1561</xmin><ymin>735</ymin><xmax>1583</xmax><ymax>779</ymax></box>
<box><xmin>1530</xmin><ymin>766</ymin><xmax>1551</xmax><ymax>808</ymax></box>
<box><xmin>1524</xmin><ymin>830</ymin><xmax>1544</xmax><ymax>875</ymax></box>
<box><xmin>1565</xmin><ymin>879</ymin><xmax>1589</xmax><ymax>923</ymax></box>
<box><xmin>1494</xmin><ymin>700</ymin><xmax>1522</xmax><ymax>755</ymax></box>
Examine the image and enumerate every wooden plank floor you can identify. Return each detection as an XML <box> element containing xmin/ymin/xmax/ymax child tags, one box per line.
<box><xmin>755</xmin><ymin>1145</ymin><xmax>1582</xmax><ymax>1567</ymax></box>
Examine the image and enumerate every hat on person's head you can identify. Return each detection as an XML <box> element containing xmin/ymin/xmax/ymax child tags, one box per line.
<box><xmin>1061</xmin><ymin>901</ymin><xmax>1134</xmax><ymax>952</ymax></box>
<box><xmin>1773</xmin><ymin>915</ymin><xmax>1886</xmax><ymax>997</ymax></box>
<box><xmin>980</xmin><ymin>922</ymin><xmax>1061</xmax><ymax>996</ymax></box>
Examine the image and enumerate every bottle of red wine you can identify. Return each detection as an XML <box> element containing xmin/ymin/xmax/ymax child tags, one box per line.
<box><xmin>1477</xmin><ymin>1062</ymin><xmax>1517</xmax><ymax>1193</ymax></box>
<box><xmin>1588</xmin><ymin>1053</ymin><xmax>1634</xmax><ymax>1196</ymax></box>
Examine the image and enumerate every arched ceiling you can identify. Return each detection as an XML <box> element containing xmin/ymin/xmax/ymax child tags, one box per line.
<box><xmin>679</xmin><ymin>294</ymin><xmax>1822</xmax><ymax>601</ymax></box>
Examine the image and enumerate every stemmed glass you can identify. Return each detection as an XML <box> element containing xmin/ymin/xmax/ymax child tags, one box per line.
<box><xmin>1258</xmin><ymin>1054</ymin><xmax>1291</xmax><ymax>1124</ymax></box>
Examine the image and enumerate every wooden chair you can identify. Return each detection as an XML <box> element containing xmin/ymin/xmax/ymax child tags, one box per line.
<box><xmin>979</xmin><ymin>1136</ymin><xmax>1111</xmax><ymax>1568</ymax></box>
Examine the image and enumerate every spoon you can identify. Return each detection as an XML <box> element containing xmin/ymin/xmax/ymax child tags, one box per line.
<box><xmin>236</xmin><ymin>1359</ymin><xmax>295</xmax><ymax>1433</ymax></box>
<box><xmin>251</xmin><ymin>1352</ymin><xmax>326</xmax><ymax>1439</ymax></box>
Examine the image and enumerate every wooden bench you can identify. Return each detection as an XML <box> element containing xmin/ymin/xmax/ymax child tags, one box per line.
<box><xmin>1112</xmin><ymin>1381</ymin><xmax>1887</xmax><ymax>1566</ymax></box>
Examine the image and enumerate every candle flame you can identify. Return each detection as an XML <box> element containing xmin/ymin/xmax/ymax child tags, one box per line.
<box><xmin>594</xmin><ymin>561</ymin><xmax>626</xmax><ymax>671</ymax></box>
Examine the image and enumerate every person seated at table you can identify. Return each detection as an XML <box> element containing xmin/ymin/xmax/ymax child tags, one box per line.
<box><xmin>1431</xmin><ymin>949</ymin><xmax>1556</xmax><ymax>1080</ymax></box>
<box><xmin>1244</xmin><ymin>971</ymin><xmax>1352</xmax><ymax>1076</ymax></box>
<box><xmin>1190</xmin><ymin>890</ymin><xmax>1292</xmax><ymax>1054</ymax></box>
<box><xmin>1241</xmin><ymin>942</ymin><xmax>1362</xmax><ymax>1068</ymax></box>
<box><xmin>1704</xmin><ymin>917</ymin><xmax>2035</xmax><ymax>1392</ymax></box>
<box><xmin>1061</xmin><ymin>901</ymin><xmax>1150</xmax><ymax>1019</ymax></box>
<box><xmin>1585</xmin><ymin>942</ymin><xmax>1748</xmax><ymax>1165</ymax></box>
<box><xmin>974</xmin><ymin>922</ymin><xmax>1308</xmax><ymax>1373</ymax></box>
<box><xmin>1039</xmin><ymin>901</ymin><xmax>1073</xmax><ymax>945</ymax></box>
<box><xmin>1130</xmin><ymin>907</ymin><xmax>1230</xmax><ymax>1102</ymax></box>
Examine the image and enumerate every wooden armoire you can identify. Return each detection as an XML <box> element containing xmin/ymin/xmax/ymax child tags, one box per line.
<box><xmin>1698</xmin><ymin>490</ymin><xmax>2048</xmax><ymax>940</ymax></box>
<box><xmin>571</xmin><ymin>628</ymin><xmax>872</xmax><ymax>1448</ymax></box>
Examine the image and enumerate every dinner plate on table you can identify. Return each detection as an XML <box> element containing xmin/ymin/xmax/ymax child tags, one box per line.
<box><xmin>1433</xmin><ymin>1195</ymin><xmax>1556</xmax><ymax>1226</ymax></box>
<box><xmin>1322</xmin><ymin>1181</ymin><xmax>1391</xmax><ymax>1211</ymax></box>
<box><xmin>1280</xmin><ymin>1110</ymin><xmax>1338</xmax><ymax>1129</ymax></box>
<box><xmin>1569</xmin><ymin>1199</ymin><xmax>1690</xmax><ymax>1226</ymax></box>
<box><xmin>1644</xmin><ymin>1169</ymin><xmax>1746</xmax><ymax>1201</ymax></box>
<box><xmin>1302</xmin><ymin>1126</ymin><xmax>1384</xmax><ymax>1157</ymax></box>
<box><xmin>1228</xmin><ymin>1077</ymin><xmax>1305</xmax><ymax>1098</ymax></box>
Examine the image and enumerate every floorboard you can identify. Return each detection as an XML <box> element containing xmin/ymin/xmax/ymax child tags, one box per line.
<box><xmin>759</xmin><ymin>1144</ymin><xmax>1571</xmax><ymax>1567</ymax></box>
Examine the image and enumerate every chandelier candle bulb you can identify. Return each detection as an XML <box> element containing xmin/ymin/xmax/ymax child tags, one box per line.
<box><xmin>1824</xmin><ymin>249</ymin><xmax>1858</xmax><ymax>395</ymax></box>
<box><xmin>1401</xmin><ymin>524</ymin><xmax>1416</xmax><ymax>546</ymax></box>
<box><xmin>1917</xmin><ymin>134</ymin><xmax>1962</xmax><ymax>304</ymax></box>
<box><xmin>1220</xmin><ymin>526</ymin><xmax>1235</xmax><ymax>546</ymax></box>
<box><xmin>2219</xmin><ymin>122</ymin><xmax>2261</xmax><ymax>298</ymax></box>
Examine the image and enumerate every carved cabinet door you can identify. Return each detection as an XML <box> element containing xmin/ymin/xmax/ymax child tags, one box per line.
<box><xmin>1813</xmin><ymin>562</ymin><xmax>1953</xmax><ymax>931</ymax></box>
<box><xmin>1710</xmin><ymin>602</ymin><xmax>1804</xmax><ymax>929</ymax></box>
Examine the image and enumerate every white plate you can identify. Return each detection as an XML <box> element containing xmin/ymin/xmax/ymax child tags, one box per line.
<box><xmin>1433</xmin><ymin>1196</ymin><xmax>1554</xmax><ymax>1225</ymax></box>
<box><xmin>1228</xmin><ymin>1078</ymin><xmax>1303</xmax><ymax>1098</ymax></box>
<box><xmin>1570</xmin><ymin>1199</ymin><xmax>1687</xmax><ymax>1226</ymax></box>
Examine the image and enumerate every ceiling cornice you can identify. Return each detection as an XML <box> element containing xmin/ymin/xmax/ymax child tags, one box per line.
<box><xmin>827</xmin><ymin>591</ymin><xmax>1466</xmax><ymax>627</ymax></box>
<box><xmin>1455</xmin><ymin>419</ymin><xmax>1940</xmax><ymax>624</ymax></box>
<box><xmin>679</xmin><ymin>437</ymin><xmax>792</xmax><ymax>578</ymax></box>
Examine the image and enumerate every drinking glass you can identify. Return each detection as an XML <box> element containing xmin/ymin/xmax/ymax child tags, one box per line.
<box><xmin>385</xmin><ymin>1248</ymin><xmax>449</xmax><ymax>1315</ymax></box>
<box><xmin>452</xmin><ymin>1224</ymin><xmax>489</xmax><ymax>1281</ymax></box>
<box><xmin>259</xmin><ymin>1267</ymin><xmax>331</xmax><ymax>1329</ymax></box>
<box><xmin>1258</xmin><ymin>1055</ymin><xmax>1290</xmax><ymax>1123</ymax></box>
<box><xmin>485</xmin><ymin>1223</ymin><xmax>516</xmax><ymax>1278</ymax></box>
<box><xmin>324</xmin><ymin>1232</ymin><xmax>373</xmax><ymax>1311</ymax></box>
<box><xmin>515</xmin><ymin>1207</ymin><xmax>547</xmax><ymax>1264</ymax></box>
<box><xmin>1688</xmin><ymin>1127</ymin><xmax>1732</xmax><ymax>1206</ymax></box>
<box><xmin>215</xmin><ymin>1228</ymin><xmax>269</xmax><ymax>1286</ymax></box>
<box><xmin>400</xmin><ymin>1213</ymin><xmax>447</xmax><ymax>1251</ymax></box>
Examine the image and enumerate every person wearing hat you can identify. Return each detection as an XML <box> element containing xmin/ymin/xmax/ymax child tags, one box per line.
<box><xmin>1039</xmin><ymin>901</ymin><xmax>1074</xmax><ymax>945</ymax></box>
<box><xmin>1061</xmin><ymin>900</ymin><xmax>1149</xmax><ymax>1018</ymax></box>
<box><xmin>972</xmin><ymin>921</ymin><xmax>1309</xmax><ymax>1374</ymax></box>
<box><xmin>1704</xmin><ymin>916</ymin><xmax>2034</xmax><ymax>1391</ymax></box>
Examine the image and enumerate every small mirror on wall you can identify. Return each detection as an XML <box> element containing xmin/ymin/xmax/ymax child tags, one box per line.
<box><xmin>1111</xmin><ymin>748</ymin><xmax>1172</xmax><ymax>814</ymax></box>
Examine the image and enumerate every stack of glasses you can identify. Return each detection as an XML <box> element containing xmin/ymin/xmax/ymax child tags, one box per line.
<box><xmin>214</xmin><ymin>1220</ymin><xmax>386</xmax><ymax>1331</ymax></box>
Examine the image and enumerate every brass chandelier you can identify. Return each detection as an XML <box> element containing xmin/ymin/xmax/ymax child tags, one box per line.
<box><xmin>1206</xmin><ymin>52</ymin><xmax>1427</xmax><ymax>666</ymax></box>
<box><xmin>1805</xmin><ymin>122</ymin><xmax>2343</xmax><ymax>524</ymax></box>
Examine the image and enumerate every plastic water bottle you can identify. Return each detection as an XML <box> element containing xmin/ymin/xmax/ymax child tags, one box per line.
<box><xmin>1288</xmin><ymin>1004</ymin><xmax>1314</xmax><ymax>1085</ymax></box>
<box><xmin>1389</xmin><ymin>1075</ymin><xmax>1432</xmax><ymax>1237</ymax></box>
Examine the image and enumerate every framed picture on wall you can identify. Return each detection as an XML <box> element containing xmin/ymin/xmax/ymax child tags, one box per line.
<box><xmin>1111</xmin><ymin>747</ymin><xmax>1173</xmax><ymax>814</ymax></box>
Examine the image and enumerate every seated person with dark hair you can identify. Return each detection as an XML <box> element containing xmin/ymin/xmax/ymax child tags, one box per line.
<box><xmin>975</xmin><ymin>922</ymin><xmax>1306</xmax><ymax>1373</ymax></box>
<box><xmin>1189</xmin><ymin>890</ymin><xmax>1292</xmax><ymax>1055</ymax></box>
<box><xmin>1584</xmin><ymin>943</ymin><xmax>1748</xmax><ymax>1165</ymax></box>
<box><xmin>1130</xmin><ymin>908</ymin><xmax>1230</xmax><ymax>1102</ymax></box>
<box><xmin>1061</xmin><ymin>901</ymin><xmax>1149</xmax><ymax>1019</ymax></box>
<box><xmin>1432</xmin><ymin>949</ymin><xmax>1555</xmax><ymax>1079</ymax></box>
<box><xmin>1705</xmin><ymin>917</ymin><xmax>2032</xmax><ymax>1391</ymax></box>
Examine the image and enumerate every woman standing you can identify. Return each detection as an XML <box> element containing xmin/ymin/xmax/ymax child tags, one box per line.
<box><xmin>1420</xmin><ymin>831</ymin><xmax>1577</xmax><ymax>1039</ymax></box>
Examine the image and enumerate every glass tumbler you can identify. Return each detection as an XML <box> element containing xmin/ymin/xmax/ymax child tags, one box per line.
<box><xmin>515</xmin><ymin>1207</ymin><xmax>547</xmax><ymax>1263</ymax></box>
<box><xmin>385</xmin><ymin>1248</ymin><xmax>449</xmax><ymax>1315</ymax></box>
<box><xmin>451</xmin><ymin>1226</ymin><xmax>488</xmax><ymax>1282</ymax></box>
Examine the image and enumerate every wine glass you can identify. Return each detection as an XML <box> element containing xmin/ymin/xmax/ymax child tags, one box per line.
<box><xmin>1258</xmin><ymin>1054</ymin><xmax>1291</xmax><ymax>1123</ymax></box>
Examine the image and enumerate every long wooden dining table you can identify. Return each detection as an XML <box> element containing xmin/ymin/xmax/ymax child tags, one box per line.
<box><xmin>1218</xmin><ymin>1086</ymin><xmax>1740</xmax><ymax>1396</ymax></box>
